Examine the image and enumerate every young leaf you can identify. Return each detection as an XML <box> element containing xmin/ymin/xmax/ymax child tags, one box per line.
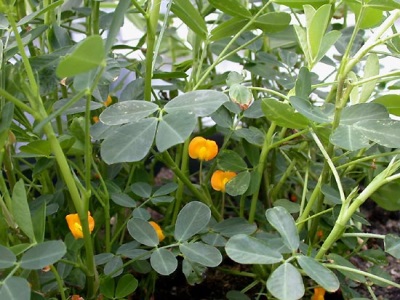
<box><xmin>307</xmin><ymin>4</ymin><xmax>331</xmax><ymax>60</ymax></box>
<box><xmin>150</xmin><ymin>248</ymin><xmax>178</xmax><ymax>275</ymax></box>
<box><xmin>104</xmin><ymin>0</ymin><xmax>131</xmax><ymax>53</ymax></box>
<box><xmin>297</xmin><ymin>255</ymin><xmax>340</xmax><ymax>292</ymax></box>
<box><xmin>266</xmin><ymin>206</ymin><xmax>300</xmax><ymax>251</ymax></box>
<box><xmin>56</xmin><ymin>35</ymin><xmax>105</xmax><ymax>78</ymax></box>
<box><xmin>101</xmin><ymin>117</ymin><xmax>157</xmax><ymax>164</ymax></box>
<box><xmin>273</xmin><ymin>0</ymin><xmax>329</xmax><ymax>9</ymax></box>
<box><xmin>174</xmin><ymin>202</ymin><xmax>211</xmax><ymax>242</ymax></box>
<box><xmin>225</xmin><ymin>234</ymin><xmax>282</xmax><ymax>264</ymax></box>
<box><xmin>131</xmin><ymin>182</ymin><xmax>152</xmax><ymax>198</ymax></box>
<box><xmin>127</xmin><ymin>218</ymin><xmax>159</xmax><ymax>247</ymax></box>
<box><xmin>12</xmin><ymin>179</ymin><xmax>36</xmax><ymax>242</ymax></box>
<box><xmin>217</xmin><ymin>150</ymin><xmax>248</xmax><ymax>172</ymax></box>
<box><xmin>156</xmin><ymin>111</ymin><xmax>197</xmax><ymax>152</ymax></box>
<box><xmin>20</xmin><ymin>240</ymin><xmax>66</xmax><ymax>270</ymax></box>
<box><xmin>359</xmin><ymin>53</ymin><xmax>379</xmax><ymax>103</ymax></box>
<box><xmin>266</xmin><ymin>263</ymin><xmax>305</xmax><ymax>300</ymax></box>
<box><xmin>100</xmin><ymin>277</ymin><xmax>115</xmax><ymax>299</ymax></box>
<box><xmin>180</xmin><ymin>242</ymin><xmax>222</xmax><ymax>267</ymax></box>
<box><xmin>373</xmin><ymin>94</ymin><xmax>400</xmax><ymax>116</ymax></box>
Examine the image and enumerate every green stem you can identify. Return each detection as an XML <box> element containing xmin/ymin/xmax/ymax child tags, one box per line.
<box><xmin>50</xmin><ymin>265</ymin><xmax>67</xmax><ymax>300</ymax></box>
<box><xmin>144</xmin><ymin>0</ymin><xmax>162</xmax><ymax>101</ymax></box>
<box><xmin>248</xmin><ymin>122</ymin><xmax>276</xmax><ymax>223</ymax></box>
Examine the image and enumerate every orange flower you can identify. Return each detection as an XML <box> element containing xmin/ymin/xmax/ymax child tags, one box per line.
<box><xmin>311</xmin><ymin>287</ymin><xmax>326</xmax><ymax>300</ymax></box>
<box><xmin>188</xmin><ymin>136</ymin><xmax>218</xmax><ymax>161</ymax></box>
<box><xmin>66</xmin><ymin>212</ymin><xmax>95</xmax><ymax>239</ymax></box>
<box><xmin>103</xmin><ymin>95</ymin><xmax>113</xmax><ymax>107</ymax></box>
<box><xmin>71</xmin><ymin>295</ymin><xmax>84</xmax><ymax>300</ymax></box>
<box><xmin>211</xmin><ymin>170</ymin><xmax>237</xmax><ymax>192</ymax></box>
<box><xmin>149</xmin><ymin>221</ymin><xmax>165</xmax><ymax>242</ymax></box>
<box><xmin>92</xmin><ymin>116</ymin><xmax>99</xmax><ymax>123</ymax></box>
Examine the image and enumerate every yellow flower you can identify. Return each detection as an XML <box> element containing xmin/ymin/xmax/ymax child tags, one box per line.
<box><xmin>66</xmin><ymin>212</ymin><xmax>95</xmax><ymax>239</ymax></box>
<box><xmin>188</xmin><ymin>136</ymin><xmax>218</xmax><ymax>161</ymax></box>
<box><xmin>103</xmin><ymin>95</ymin><xmax>113</xmax><ymax>107</ymax></box>
<box><xmin>311</xmin><ymin>287</ymin><xmax>326</xmax><ymax>300</ymax></box>
<box><xmin>211</xmin><ymin>170</ymin><xmax>237</xmax><ymax>192</ymax></box>
<box><xmin>92</xmin><ymin>116</ymin><xmax>100</xmax><ymax>123</ymax></box>
<box><xmin>149</xmin><ymin>221</ymin><xmax>165</xmax><ymax>242</ymax></box>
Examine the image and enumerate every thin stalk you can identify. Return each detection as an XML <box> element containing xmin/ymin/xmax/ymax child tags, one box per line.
<box><xmin>342</xmin><ymin>233</ymin><xmax>385</xmax><ymax>239</ymax></box>
<box><xmin>160</xmin><ymin>151</ymin><xmax>221</xmax><ymax>220</ymax></box>
<box><xmin>50</xmin><ymin>265</ymin><xmax>67</xmax><ymax>300</ymax></box>
<box><xmin>193</xmin><ymin>0</ymin><xmax>272</xmax><ymax>90</ymax></box>
<box><xmin>144</xmin><ymin>0</ymin><xmax>162</xmax><ymax>101</ymax></box>
<box><xmin>248</xmin><ymin>122</ymin><xmax>276</xmax><ymax>223</ymax></box>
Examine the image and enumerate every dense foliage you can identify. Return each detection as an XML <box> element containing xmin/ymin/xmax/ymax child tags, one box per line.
<box><xmin>1</xmin><ymin>0</ymin><xmax>400</xmax><ymax>299</ymax></box>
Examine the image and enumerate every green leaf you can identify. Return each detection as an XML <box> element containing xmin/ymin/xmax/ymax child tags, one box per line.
<box><xmin>327</xmin><ymin>253</ymin><xmax>366</xmax><ymax>283</ymax></box>
<box><xmin>19</xmin><ymin>140</ymin><xmax>52</xmax><ymax>157</ymax></box>
<box><xmin>385</xmin><ymin>234</ymin><xmax>400</xmax><ymax>258</ymax></box>
<box><xmin>227</xmin><ymin>290</ymin><xmax>251</xmax><ymax>300</ymax></box>
<box><xmin>262</xmin><ymin>98</ymin><xmax>309</xmax><ymax>129</ymax></box>
<box><xmin>290</xmin><ymin>96</ymin><xmax>334</xmax><ymax>123</ymax></box>
<box><xmin>0</xmin><ymin>277</ymin><xmax>30</xmax><ymax>300</ymax></box>
<box><xmin>153</xmin><ymin>182</ymin><xmax>179</xmax><ymax>197</ymax></box>
<box><xmin>266</xmin><ymin>263</ymin><xmax>305</xmax><ymax>300</ymax></box>
<box><xmin>104</xmin><ymin>256</ymin><xmax>123</xmax><ymax>277</ymax></box>
<box><xmin>354</xmin><ymin>119</ymin><xmax>400</xmax><ymax>148</ymax></box>
<box><xmin>56</xmin><ymin>35</ymin><xmax>105</xmax><ymax>78</ymax></box>
<box><xmin>180</xmin><ymin>242</ymin><xmax>222</xmax><ymax>267</ymax></box>
<box><xmin>115</xmin><ymin>274</ymin><xmax>138</xmax><ymax>298</ymax></box>
<box><xmin>31</xmin><ymin>201</ymin><xmax>46</xmax><ymax>243</ymax></box>
<box><xmin>100</xmin><ymin>277</ymin><xmax>115</xmax><ymax>299</ymax></box>
<box><xmin>225</xmin><ymin>171</ymin><xmax>251</xmax><ymax>196</ymax></box>
<box><xmin>212</xmin><ymin>217</ymin><xmax>257</xmax><ymax>238</ymax></box>
<box><xmin>307</xmin><ymin>4</ymin><xmax>331</xmax><ymax>59</ymax></box>
<box><xmin>131</xmin><ymin>182</ymin><xmax>152</xmax><ymax>198</ymax></box>
<box><xmin>150</xmin><ymin>248</ymin><xmax>178</xmax><ymax>275</ymax></box>
<box><xmin>164</xmin><ymin>90</ymin><xmax>229</xmax><ymax>117</ymax></box>
<box><xmin>266</xmin><ymin>206</ymin><xmax>300</xmax><ymax>251</ymax></box>
<box><xmin>295</xmin><ymin>67</ymin><xmax>311</xmax><ymax>99</ymax></box>
<box><xmin>0</xmin><ymin>244</ymin><xmax>16</xmax><ymax>269</ymax></box>
<box><xmin>17</xmin><ymin>0</ymin><xmax>63</xmax><ymax>26</ymax></box>
<box><xmin>217</xmin><ymin>150</ymin><xmax>248</xmax><ymax>172</ymax></box>
<box><xmin>201</xmin><ymin>233</ymin><xmax>227</xmax><ymax>247</ymax></box>
<box><xmin>273</xmin><ymin>0</ymin><xmax>329</xmax><ymax>9</ymax></box>
<box><xmin>347</xmin><ymin>2</ymin><xmax>383</xmax><ymax>29</ymax></box>
<box><xmin>273</xmin><ymin>199</ymin><xmax>300</xmax><ymax>214</ymax></box>
<box><xmin>101</xmin><ymin>117</ymin><xmax>157</xmax><ymax>164</ymax></box>
<box><xmin>294</xmin><ymin>25</ymin><xmax>312</xmax><ymax>65</ymax></box>
<box><xmin>104</xmin><ymin>0</ymin><xmax>131</xmax><ymax>53</ymax></box>
<box><xmin>315</xmin><ymin>30</ymin><xmax>342</xmax><ymax>64</ymax></box>
<box><xmin>235</xmin><ymin>127</ymin><xmax>264</xmax><ymax>146</ymax></box>
<box><xmin>127</xmin><ymin>218</ymin><xmax>159</xmax><ymax>247</ymax></box>
<box><xmin>174</xmin><ymin>202</ymin><xmax>211</xmax><ymax>242</ymax></box>
<box><xmin>210</xmin><ymin>17</ymin><xmax>248</xmax><ymax>41</ymax></box>
<box><xmin>254</xmin><ymin>12</ymin><xmax>291</xmax><ymax>33</ymax></box>
<box><xmin>359</xmin><ymin>53</ymin><xmax>379</xmax><ymax>103</ymax></box>
<box><xmin>20</xmin><ymin>240</ymin><xmax>66</xmax><ymax>269</ymax></box>
<box><xmin>12</xmin><ymin>179</ymin><xmax>36</xmax><ymax>242</ymax></box>
<box><xmin>297</xmin><ymin>256</ymin><xmax>340</xmax><ymax>292</ymax></box>
<box><xmin>372</xmin><ymin>94</ymin><xmax>400</xmax><ymax>116</ymax></box>
<box><xmin>229</xmin><ymin>83</ymin><xmax>253</xmax><ymax>108</ymax></box>
<box><xmin>110</xmin><ymin>192</ymin><xmax>136</xmax><ymax>208</ymax></box>
<box><xmin>330</xmin><ymin>125</ymin><xmax>370</xmax><ymax>151</ymax></box>
<box><xmin>358</xmin><ymin>248</ymin><xmax>388</xmax><ymax>265</ymax></box>
<box><xmin>208</xmin><ymin>0</ymin><xmax>252</xmax><ymax>18</ymax></box>
<box><xmin>171</xmin><ymin>0</ymin><xmax>207</xmax><ymax>39</ymax></box>
<box><xmin>225</xmin><ymin>234</ymin><xmax>282</xmax><ymax>264</ymax></box>
<box><xmin>99</xmin><ymin>100</ymin><xmax>159</xmax><ymax>125</ymax></box>
<box><xmin>367</xmin><ymin>0</ymin><xmax>400</xmax><ymax>10</ymax></box>
<box><xmin>156</xmin><ymin>111</ymin><xmax>196</xmax><ymax>152</ymax></box>
<box><xmin>371</xmin><ymin>180</ymin><xmax>400</xmax><ymax>211</ymax></box>
<box><xmin>340</xmin><ymin>103</ymin><xmax>388</xmax><ymax>125</ymax></box>
<box><xmin>116</xmin><ymin>242</ymin><xmax>150</xmax><ymax>260</ymax></box>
